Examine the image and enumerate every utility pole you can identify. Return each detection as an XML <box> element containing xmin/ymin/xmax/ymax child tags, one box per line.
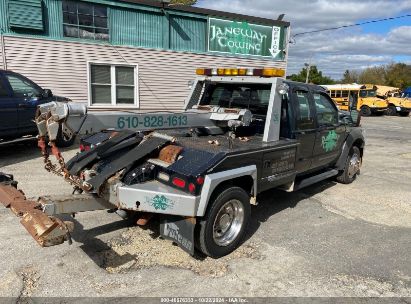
<box><xmin>304</xmin><ymin>62</ymin><xmax>311</xmax><ymax>84</ymax></box>
<box><xmin>304</xmin><ymin>54</ymin><xmax>313</xmax><ymax>84</ymax></box>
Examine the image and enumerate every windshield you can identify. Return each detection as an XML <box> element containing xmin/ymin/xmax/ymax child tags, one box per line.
<box><xmin>359</xmin><ymin>90</ymin><xmax>376</xmax><ymax>98</ymax></box>
<box><xmin>199</xmin><ymin>83</ymin><xmax>272</xmax><ymax>116</ymax></box>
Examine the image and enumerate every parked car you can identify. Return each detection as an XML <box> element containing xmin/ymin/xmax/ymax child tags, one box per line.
<box><xmin>0</xmin><ymin>69</ymin><xmax>75</xmax><ymax>146</ymax></box>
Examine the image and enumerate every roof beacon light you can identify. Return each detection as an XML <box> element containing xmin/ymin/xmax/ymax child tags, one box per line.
<box><xmin>262</xmin><ymin>68</ymin><xmax>286</xmax><ymax>77</ymax></box>
<box><xmin>246</xmin><ymin>68</ymin><xmax>254</xmax><ymax>76</ymax></box>
<box><xmin>196</xmin><ymin>67</ymin><xmax>285</xmax><ymax>78</ymax></box>
<box><xmin>238</xmin><ymin>68</ymin><xmax>247</xmax><ymax>76</ymax></box>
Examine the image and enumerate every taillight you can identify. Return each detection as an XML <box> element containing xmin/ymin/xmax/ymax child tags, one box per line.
<box><xmin>172</xmin><ymin>177</ymin><xmax>186</xmax><ymax>189</ymax></box>
<box><xmin>188</xmin><ymin>183</ymin><xmax>196</xmax><ymax>193</ymax></box>
<box><xmin>196</xmin><ymin>176</ymin><xmax>205</xmax><ymax>185</ymax></box>
<box><xmin>80</xmin><ymin>144</ymin><xmax>91</xmax><ymax>152</ymax></box>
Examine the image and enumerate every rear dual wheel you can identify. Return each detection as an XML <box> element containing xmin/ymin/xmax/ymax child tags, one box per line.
<box><xmin>197</xmin><ymin>186</ymin><xmax>250</xmax><ymax>258</ymax></box>
<box><xmin>385</xmin><ymin>105</ymin><xmax>398</xmax><ymax>116</ymax></box>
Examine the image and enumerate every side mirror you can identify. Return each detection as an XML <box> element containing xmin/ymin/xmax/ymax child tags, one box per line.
<box><xmin>350</xmin><ymin>110</ymin><xmax>361</xmax><ymax>126</ymax></box>
<box><xmin>43</xmin><ymin>89</ymin><xmax>53</xmax><ymax>98</ymax></box>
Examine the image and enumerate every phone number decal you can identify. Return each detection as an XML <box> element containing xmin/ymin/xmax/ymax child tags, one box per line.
<box><xmin>117</xmin><ymin>115</ymin><xmax>188</xmax><ymax>129</ymax></box>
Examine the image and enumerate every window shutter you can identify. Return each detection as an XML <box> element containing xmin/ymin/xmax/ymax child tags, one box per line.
<box><xmin>8</xmin><ymin>0</ymin><xmax>44</xmax><ymax>31</ymax></box>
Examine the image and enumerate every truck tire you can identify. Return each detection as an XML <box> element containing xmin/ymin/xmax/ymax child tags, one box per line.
<box><xmin>386</xmin><ymin>105</ymin><xmax>397</xmax><ymax>116</ymax></box>
<box><xmin>336</xmin><ymin>146</ymin><xmax>361</xmax><ymax>184</ymax></box>
<box><xmin>55</xmin><ymin>124</ymin><xmax>75</xmax><ymax>147</ymax></box>
<box><xmin>399</xmin><ymin>111</ymin><xmax>410</xmax><ymax>117</ymax></box>
<box><xmin>197</xmin><ymin>186</ymin><xmax>250</xmax><ymax>258</ymax></box>
<box><xmin>360</xmin><ymin>106</ymin><xmax>372</xmax><ymax>117</ymax></box>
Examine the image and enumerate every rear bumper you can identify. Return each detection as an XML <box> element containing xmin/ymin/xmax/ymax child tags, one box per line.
<box><xmin>117</xmin><ymin>181</ymin><xmax>200</xmax><ymax>217</ymax></box>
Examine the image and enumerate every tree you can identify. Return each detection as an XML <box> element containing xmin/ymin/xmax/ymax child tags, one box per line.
<box><xmin>288</xmin><ymin>65</ymin><xmax>335</xmax><ymax>85</ymax></box>
<box><xmin>385</xmin><ymin>63</ymin><xmax>411</xmax><ymax>89</ymax></box>
<box><xmin>358</xmin><ymin>66</ymin><xmax>385</xmax><ymax>85</ymax></box>
<box><xmin>342</xmin><ymin>70</ymin><xmax>359</xmax><ymax>83</ymax></box>
<box><xmin>170</xmin><ymin>0</ymin><xmax>197</xmax><ymax>5</ymax></box>
<box><xmin>341</xmin><ymin>63</ymin><xmax>411</xmax><ymax>89</ymax></box>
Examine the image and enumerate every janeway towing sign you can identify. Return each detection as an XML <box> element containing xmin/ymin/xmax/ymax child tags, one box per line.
<box><xmin>208</xmin><ymin>18</ymin><xmax>286</xmax><ymax>60</ymax></box>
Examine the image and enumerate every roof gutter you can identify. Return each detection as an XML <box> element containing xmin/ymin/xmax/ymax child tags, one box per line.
<box><xmin>118</xmin><ymin>0</ymin><xmax>290</xmax><ymax>27</ymax></box>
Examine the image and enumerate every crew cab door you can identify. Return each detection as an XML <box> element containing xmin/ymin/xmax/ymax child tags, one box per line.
<box><xmin>0</xmin><ymin>74</ymin><xmax>18</xmax><ymax>138</ymax></box>
<box><xmin>311</xmin><ymin>91</ymin><xmax>346</xmax><ymax>169</ymax></box>
<box><xmin>4</xmin><ymin>72</ymin><xmax>43</xmax><ymax>134</ymax></box>
<box><xmin>289</xmin><ymin>87</ymin><xmax>317</xmax><ymax>173</ymax></box>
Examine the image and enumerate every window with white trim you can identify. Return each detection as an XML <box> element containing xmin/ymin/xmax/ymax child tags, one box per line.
<box><xmin>89</xmin><ymin>64</ymin><xmax>138</xmax><ymax>107</ymax></box>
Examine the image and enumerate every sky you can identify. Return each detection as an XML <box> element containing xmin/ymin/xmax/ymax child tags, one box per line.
<box><xmin>196</xmin><ymin>0</ymin><xmax>411</xmax><ymax>80</ymax></box>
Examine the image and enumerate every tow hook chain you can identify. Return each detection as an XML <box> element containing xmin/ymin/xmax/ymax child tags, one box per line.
<box><xmin>37</xmin><ymin>137</ymin><xmax>93</xmax><ymax>192</ymax></box>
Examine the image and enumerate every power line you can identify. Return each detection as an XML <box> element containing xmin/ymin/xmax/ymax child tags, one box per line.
<box><xmin>292</xmin><ymin>14</ymin><xmax>411</xmax><ymax>38</ymax></box>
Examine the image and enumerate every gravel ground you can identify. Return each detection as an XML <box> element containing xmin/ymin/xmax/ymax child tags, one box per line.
<box><xmin>0</xmin><ymin>116</ymin><xmax>410</xmax><ymax>298</ymax></box>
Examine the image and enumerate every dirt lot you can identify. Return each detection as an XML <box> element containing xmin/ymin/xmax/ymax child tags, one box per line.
<box><xmin>0</xmin><ymin>116</ymin><xmax>410</xmax><ymax>298</ymax></box>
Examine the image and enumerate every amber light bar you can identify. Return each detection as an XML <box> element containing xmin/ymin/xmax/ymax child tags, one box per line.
<box><xmin>196</xmin><ymin>67</ymin><xmax>285</xmax><ymax>78</ymax></box>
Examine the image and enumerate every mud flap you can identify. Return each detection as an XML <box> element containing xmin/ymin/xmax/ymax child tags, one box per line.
<box><xmin>160</xmin><ymin>216</ymin><xmax>196</xmax><ymax>256</ymax></box>
<box><xmin>0</xmin><ymin>183</ymin><xmax>73</xmax><ymax>247</ymax></box>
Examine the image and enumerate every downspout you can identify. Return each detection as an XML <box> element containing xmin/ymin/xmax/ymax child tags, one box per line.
<box><xmin>0</xmin><ymin>28</ymin><xmax>6</xmax><ymax>70</ymax></box>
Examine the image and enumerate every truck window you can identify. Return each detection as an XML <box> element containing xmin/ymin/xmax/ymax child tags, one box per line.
<box><xmin>5</xmin><ymin>74</ymin><xmax>41</xmax><ymax>98</ymax></box>
<box><xmin>200</xmin><ymin>83</ymin><xmax>272</xmax><ymax>116</ymax></box>
<box><xmin>313</xmin><ymin>93</ymin><xmax>338</xmax><ymax>126</ymax></box>
<box><xmin>295</xmin><ymin>90</ymin><xmax>315</xmax><ymax>130</ymax></box>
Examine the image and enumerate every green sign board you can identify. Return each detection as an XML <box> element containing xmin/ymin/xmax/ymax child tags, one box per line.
<box><xmin>208</xmin><ymin>18</ymin><xmax>286</xmax><ymax>61</ymax></box>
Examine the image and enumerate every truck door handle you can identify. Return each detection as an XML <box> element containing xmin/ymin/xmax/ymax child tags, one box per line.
<box><xmin>18</xmin><ymin>103</ymin><xmax>29</xmax><ymax>108</ymax></box>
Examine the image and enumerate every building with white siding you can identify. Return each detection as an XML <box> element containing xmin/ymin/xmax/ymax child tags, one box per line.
<box><xmin>0</xmin><ymin>0</ymin><xmax>290</xmax><ymax>111</ymax></box>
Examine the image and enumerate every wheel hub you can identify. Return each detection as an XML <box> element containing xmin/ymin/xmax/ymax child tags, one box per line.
<box><xmin>213</xmin><ymin>199</ymin><xmax>244</xmax><ymax>247</ymax></box>
<box><xmin>348</xmin><ymin>153</ymin><xmax>361</xmax><ymax>178</ymax></box>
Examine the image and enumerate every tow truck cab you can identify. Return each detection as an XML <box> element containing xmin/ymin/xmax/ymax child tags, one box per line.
<box><xmin>0</xmin><ymin>68</ymin><xmax>365</xmax><ymax>258</ymax></box>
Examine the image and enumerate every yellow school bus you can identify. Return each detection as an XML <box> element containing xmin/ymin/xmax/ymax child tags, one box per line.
<box><xmin>321</xmin><ymin>84</ymin><xmax>388</xmax><ymax>116</ymax></box>
<box><xmin>376</xmin><ymin>85</ymin><xmax>411</xmax><ymax>116</ymax></box>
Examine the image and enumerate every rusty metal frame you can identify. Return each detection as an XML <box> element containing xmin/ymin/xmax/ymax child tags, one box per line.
<box><xmin>0</xmin><ymin>184</ymin><xmax>73</xmax><ymax>247</ymax></box>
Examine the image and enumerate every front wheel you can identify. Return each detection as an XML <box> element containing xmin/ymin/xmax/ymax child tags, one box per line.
<box><xmin>399</xmin><ymin>111</ymin><xmax>410</xmax><ymax>117</ymax></box>
<box><xmin>360</xmin><ymin>106</ymin><xmax>372</xmax><ymax>117</ymax></box>
<box><xmin>55</xmin><ymin>123</ymin><xmax>76</xmax><ymax>147</ymax></box>
<box><xmin>197</xmin><ymin>186</ymin><xmax>250</xmax><ymax>258</ymax></box>
<box><xmin>336</xmin><ymin>146</ymin><xmax>362</xmax><ymax>184</ymax></box>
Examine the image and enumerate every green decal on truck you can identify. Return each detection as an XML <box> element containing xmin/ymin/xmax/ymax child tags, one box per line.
<box><xmin>322</xmin><ymin>130</ymin><xmax>340</xmax><ymax>152</ymax></box>
<box><xmin>146</xmin><ymin>195</ymin><xmax>175</xmax><ymax>211</ymax></box>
